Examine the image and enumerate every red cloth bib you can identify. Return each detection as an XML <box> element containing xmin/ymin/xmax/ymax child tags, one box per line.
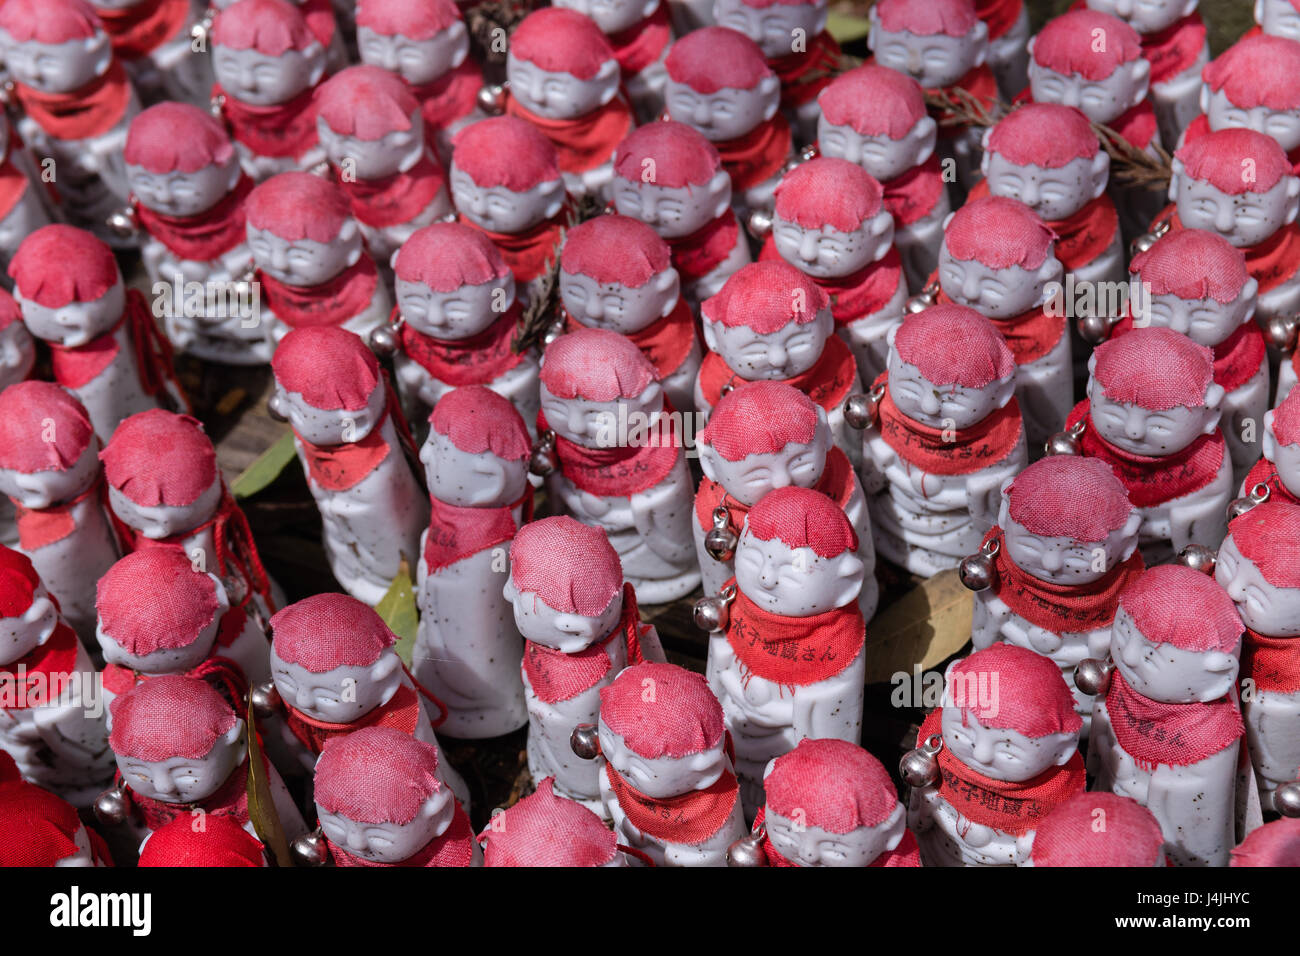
<box><xmin>605</xmin><ymin>762</ymin><xmax>739</xmax><ymax>845</ymax></box>
<box><xmin>423</xmin><ymin>490</ymin><xmax>531</xmax><ymax>573</ymax></box>
<box><xmin>714</xmin><ymin>113</ymin><xmax>792</xmax><ymax>192</ymax></box>
<box><xmin>1112</xmin><ymin>98</ymin><xmax>1158</xmax><ymax>151</ymax></box>
<box><xmin>769</xmin><ymin>31</ymin><xmax>842</xmax><ymax>110</ymax></box>
<box><xmin>522</xmin><ymin>584</ymin><xmax>645</xmax><ymax>704</ymax></box>
<box><xmin>1242</xmin><ymin>628</ymin><xmax>1300</xmax><ymax>695</ymax></box>
<box><xmin>128</xmin><ymin>756</ymin><xmax>255</xmax><ymax>831</ymax></box>
<box><xmin>217</xmin><ymin>83</ymin><xmax>319</xmax><ymax>160</ymax></box>
<box><xmin>96</xmin><ymin>0</ymin><xmax>190</xmax><ymax>59</ymax></box>
<box><xmin>695</xmin><ymin>444</ymin><xmax>854</xmax><ymax>534</ymax></box>
<box><xmin>412</xmin><ymin>60</ymin><xmax>481</xmax><ymax>133</ymax></box>
<box><xmin>541</xmin><ymin>402</ymin><xmax>682</xmax><ymax>498</ymax></box>
<box><xmin>1142</xmin><ymin>12</ymin><xmax>1207</xmax><ymax>86</ymax></box>
<box><xmin>136</xmin><ymin>174</ymin><xmax>254</xmax><ymax>263</ymax></box>
<box><xmin>399</xmin><ymin>302</ymin><xmax>525</xmax><ymax>387</ymax></box>
<box><xmin>982</xmin><ymin>526</ymin><xmax>1144</xmax><ymax>634</ymax></box>
<box><xmin>0</xmin><ymin>160</ymin><xmax>29</xmax><ymax>223</ymax></box>
<box><xmin>49</xmin><ymin>289</ymin><xmax>177</xmax><ymax>401</ymax></box>
<box><xmin>295</xmin><ymin>419</ymin><xmax>392</xmax><ymax>493</ymax></box>
<box><xmin>1243</xmin><ymin>456</ymin><xmax>1300</xmax><ymax>505</ymax></box>
<box><xmin>698</xmin><ymin>335</ymin><xmax>858</xmax><ymax>413</ymax></box>
<box><xmin>609</xmin><ymin>5</ymin><xmax>671</xmax><ymax>76</ymax></box>
<box><xmin>285</xmin><ymin>682</ymin><xmax>420</xmax><ymax>755</ymax></box>
<box><xmin>13</xmin><ymin>479</ymin><xmax>103</xmax><ymax>552</ymax></box>
<box><xmin>883</xmin><ymin>154</ymin><xmax>945</xmax><ymax>227</ymax></box>
<box><xmin>461</xmin><ymin>211</ymin><xmax>566</xmax><ymax>284</ymax></box>
<box><xmin>327</xmin><ymin>803</ymin><xmax>475</xmax><ymax>867</ymax></box>
<box><xmin>337</xmin><ymin>155</ymin><xmax>446</xmax><ymax>229</ymax></box>
<box><xmin>1066</xmin><ymin>400</ymin><xmax>1225</xmax><ymax>508</ymax></box>
<box><xmin>724</xmin><ymin>579</ymin><xmax>864</xmax><ymax>687</ymax></box>
<box><xmin>920</xmin><ymin>709</ymin><xmax>1085</xmax><ymax>836</ymax></box>
<box><xmin>874</xmin><ymin>372</ymin><xmax>1024</xmax><ymax>476</ymax></box>
<box><xmin>1106</xmin><ymin>669</ymin><xmax>1243</xmax><ymax>769</ymax></box>
<box><xmin>666</xmin><ymin>210</ymin><xmax>740</xmax><ymax>283</ymax></box>
<box><xmin>0</xmin><ymin>622</ymin><xmax>79</xmax><ymax>709</ymax></box>
<box><xmin>14</xmin><ymin>62</ymin><xmax>131</xmax><ymax>141</ymax></box>
<box><xmin>565</xmin><ymin>298</ymin><xmax>696</xmax><ymax>380</ymax></box>
<box><xmin>928</xmin><ymin>64</ymin><xmax>998</xmax><ymax>141</ymax></box>
<box><xmin>933</xmin><ymin>281</ymin><xmax>1065</xmax><ymax>363</ymax></box>
<box><xmin>760</xmin><ymin>238</ymin><xmax>903</xmax><ymax>326</ymax></box>
<box><xmin>259</xmin><ymin>255</ymin><xmax>379</xmax><ymax>330</ymax></box>
<box><xmin>506</xmin><ymin>95</ymin><xmax>634</xmax><ymax>175</ymax></box>
<box><xmin>754</xmin><ymin>805</ymin><xmax>921</xmax><ymax>866</ymax></box>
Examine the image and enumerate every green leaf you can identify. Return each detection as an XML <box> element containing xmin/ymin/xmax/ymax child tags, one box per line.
<box><xmin>375</xmin><ymin>558</ymin><xmax>418</xmax><ymax>668</ymax></box>
<box><xmin>231</xmin><ymin>431</ymin><xmax>298</xmax><ymax>500</ymax></box>
<box><xmin>827</xmin><ymin>11</ymin><xmax>872</xmax><ymax>43</ymax></box>
<box><xmin>245</xmin><ymin>703</ymin><xmax>292</xmax><ymax>867</ymax></box>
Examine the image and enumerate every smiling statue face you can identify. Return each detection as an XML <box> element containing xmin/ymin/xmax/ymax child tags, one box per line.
<box><xmin>539</xmin><ymin>380</ymin><xmax>663</xmax><ymax>448</ymax></box>
<box><xmin>999</xmin><ymin>511</ymin><xmax>1134</xmax><ymax>587</ymax></box>
<box><xmin>1172</xmin><ymin>172</ymin><xmax>1296</xmax><ymax>249</ymax></box>
<box><xmin>665</xmin><ymin>80</ymin><xmax>776</xmax><ymax>143</ymax></box>
<box><xmin>1204</xmin><ymin>88</ymin><xmax>1300</xmax><ymax>154</ymax></box>
<box><xmin>107</xmin><ymin>476</ymin><xmax>223</xmax><ymax>541</ymax></box>
<box><xmin>318</xmin><ymin>114</ymin><xmax>424</xmax><ymax>181</ymax></box>
<box><xmin>357</xmin><ymin>25</ymin><xmax>467</xmax><ymax>86</ymax></box>
<box><xmin>16</xmin><ymin>282</ymin><xmax>125</xmax><ymax>349</ymax></box>
<box><xmin>886</xmin><ymin>352</ymin><xmax>1009</xmax><ymax>430</ymax></box>
<box><xmin>940</xmin><ymin>706</ymin><xmax>1074</xmax><ymax>782</ymax></box>
<box><xmin>1085</xmin><ymin>375</ymin><xmax>1216</xmax><ymax>456</ymax></box>
<box><xmin>1136</xmin><ymin>283</ymin><xmax>1255</xmax><ymax>347</ymax></box>
<box><xmin>127</xmin><ymin>161</ymin><xmax>240</xmax><ymax>218</ymax></box>
<box><xmin>771</xmin><ymin>211</ymin><xmax>894</xmax><ymax>280</ymax></box>
<box><xmin>0</xmin><ymin>33</ymin><xmax>109</xmax><ymax>94</ymax></box>
<box><xmin>212</xmin><ymin>44</ymin><xmax>321</xmax><ymax>107</ymax></box>
<box><xmin>1259</xmin><ymin>0</ymin><xmax>1300</xmax><ymax>42</ymax></box>
<box><xmin>421</xmin><ymin>431</ymin><xmax>529</xmax><ymax>508</ymax></box>
<box><xmin>982</xmin><ymin>152</ymin><xmax>1105</xmax><ymax>223</ymax></box>
<box><xmin>1110</xmin><ymin>605</ymin><xmax>1240</xmax><ymax>703</ymax></box>
<box><xmin>701</xmin><ymin>427</ymin><xmax>831</xmax><ymax>507</ymax></box>
<box><xmin>116</xmin><ymin>723</ymin><xmax>244</xmax><ymax>804</ymax></box>
<box><xmin>554</xmin><ymin>0</ymin><xmax>656</xmax><ymax>33</ymax></box>
<box><xmin>503</xmin><ymin>579</ymin><xmax>623</xmax><ymax>653</ymax></box>
<box><xmin>397</xmin><ymin>274</ymin><xmax>515</xmax><ymax>340</ymax></box>
<box><xmin>0</xmin><ymin>441</ymin><xmax>99</xmax><ymax>510</ymax></box>
<box><xmin>816</xmin><ymin>114</ymin><xmax>933</xmax><ymax>183</ymax></box>
<box><xmin>938</xmin><ymin>245</ymin><xmax>1061</xmax><ymax>319</ymax></box>
<box><xmin>764</xmin><ymin>802</ymin><xmax>904</xmax><ymax>867</ymax></box>
<box><xmin>598</xmin><ymin>722</ymin><xmax>727</xmax><ymax>799</ymax></box>
<box><xmin>560</xmin><ymin>268</ymin><xmax>679</xmax><ymax>335</ymax></box>
<box><xmin>0</xmin><ymin>589</ymin><xmax>57</xmax><ymax>666</ymax></box>
<box><xmin>714</xmin><ymin>0</ymin><xmax>824</xmax><ymax>59</ymax></box>
<box><xmin>507</xmin><ymin>55</ymin><xmax>619</xmax><ymax>121</ymax></box>
<box><xmin>247</xmin><ymin>223</ymin><xmax>359</xmax><ymax>286</ymax></box>
<box><xmin>733</xmin><ymin>530</ymin><xmax>858</xmax><ymax>616</ymax></box>
<box><xmin>611</xmin><ymin>177</ymin><xmax>728</xmax><ymax>239</ymax></box>
<box><xmin>1027</xmin><ymin>58</ymin><xmax>1145</xmax><ymax>125</ymax></box>
<box><xmin>706</xmin><ymin>311</ymin><xmax>834</xmax><ymax>381</ymax></box>
<box><xmin>1215</xmin><ymin>534</ymin><xmax>1300</xmax><ymax>636</ymax></box>
<box><xmin>450</xmin><ymin>166</ymin><xmax>564</xmax><ymax>233</ymax></box>
<box><xmin>275</xmin><ymin>381</ymin><xmax>384</xmax><ymax>445</ymax></box>
<box><xmin>0</xmin><ymin>322</ymin><xmax>35</xmax><ymax>392</ymax></box>
<box><xmin>317</xmin><ymin>789</ymin><xmax>453</xmax><ymax>863</ymax></box>
<box><xmin>868</xmin><ymin>25</ymin><xmax>983</xmax><ymax>89</ymax></box>
<box><xmin>1085</xmin><ymin>0</ymin><xmax>1191</xmax><ymax>34</ymax></box>
<box><xmin>270</xmin><ymin>649</ymin><xmax>400</xmax><ymax>723</ymax></box>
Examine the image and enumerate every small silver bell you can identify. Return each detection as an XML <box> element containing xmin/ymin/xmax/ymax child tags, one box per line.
<box><xmin>693</xmin><ymin>584</ymin><xmax>736</xmax><ymax>632</ymax></box>
<box><xmin>570</xmin><ymin>723</ymin><xmax>601</xmax><ymax>760</ymax></box>
<box><xmin>1275</xmin><ymin>780</ymin><xmax>1300</xmax><ymax>818</ymax></box>
<box><xmin>1076</xmin><ymin>312</ymin><xmax>1114</xmax><ymax>346</ymax></box>
<box><xmin>958</xmin><ymin>537</ymin><xmax>999</xmax><ymax>591</ymax></box>
<box><xmin>291</xmin><ymin>829</ymin><xmax>331</xmax><ymax>867</ymax></box>
<box><xmin>1266</xmin><ymin>315</ymin><xmax>1299</xmax><ymax>354</ymax></box>
<box><xmin>899</xmin><ymin>734</ymin><xmax>943</xmax><ymax>788</ymax></box>
<box><xmin>541</xmin><ymin>317</ymin><xmax>567</xmax><ymax>348</ymax></box>
<box><xmin>746</xmin><ymin>209</ymin><xmax>773</xmax><ymax>239</ymax></box>
<box><xmin>220</xmin><ymin>574</ymin><xmax>248</xmax><ymax>608</ymax></box>
<box><xmin>1073</xmin><ymin>657</ymin><xmax>1114</xmax><ymax>696</ymax></box>
<box><xmin>266</xmin><ymin>392</ymin><xmax>289</xmax><ymax>422</ymax></box>
<box><xmin>530</xmin><ymin>431</ymin><xmax>558</xmax><ymax>477</ymax></box>
<box><xmin>369</xmin><ymin>322</ymin><xmax>402</xmax><ymax>357</ymax></box>
<box><xmin>905</xmin><ymin>280</ymin><xmax>939</xmax><ymax>314</ymax></box>
<box><xmin>105</xmin><ymin>209</ymin><xmax>138</xmax><ymax>240</ymax></box>
<box><xmin>93</xmin><ymin>784</ymin><xmax>130</xmax><ymax>827</ymax></box>
<box><xmin>1044</xmin><ymin>420</ymin><xmax>1086</xmax><ymax>457</ymax></box>
<box><xmin>477</xmin><ymin>83</ymin><xmax>507</xmax><ymax>115</ymax></box>
<box><xmin>843</xmin><ymin>384</ymin><xmax>884</xmax><ymax>431</ymax></box>
<box><xmin>249</xmin><ymin>681</ymin><xmax>282</xmax><ymax>718</ymax></box>
<box><xmin>704</xmin><ymin>507</ymin><xmax>738</xmax><ymax>562</ymax></box>
<box><xmin>1176</xmin><ymin>543</ymin><xmax>1217</xmax><ymax>575</ymax></box>
<box><xmin>209</xmin><ymin>93</ymin><xmax>226</xmax><ymax>119</ymax></box>
<box><xmin>1128</xmin><ymin>218</ymin><xmax>1170</xmax><ymax>258</ymax></box>
<box><xmin>1227</xmin><ymin>482</ymin><xmax>1271</xmax><ymax>522</ymax></box>
<box><xmin>726</xmin><ymin>826</ymin><xmax>769</xmax><ymax>867</ymax></box>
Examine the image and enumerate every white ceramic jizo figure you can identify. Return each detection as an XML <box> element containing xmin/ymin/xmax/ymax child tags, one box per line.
<box><xmin>124</xmin><ymin>102</ymin><xmax>266</xmax><ymax>365</ymax></box>
<box><xmin>1063</xmin><ymin>327</ymin><xmax>1231</xmax><ymax>562</ymax></box>
<box><xmin>595</xmin><ymin>661</ymin><xmax>746</xmax><ymax>866</ymax></box>
<box><xmin>1258</xmin><ymin>0</ymin><xmax>1300</xmax><ymax>43</ymax></box>
<box><xmin>480</xmin><ymin>776</ymin><xmax>627</xmax><ymax>867</ymax></box>
<box><xmin>414</xmin><ymin>386</ymin><xmax>532</xmax><ymax>739</ymax></box>
<box><xmin>753</xmin><ymin>738</ymin><xmax>920</xmax><ymax>867</ymax></box>
<box><xmin>703</xmin><ymin>486</ymin><xmax>866</xmax><ymax>814</ymax></box>
<box><xmin>762</xmin><ymin>157</ymin><xmax>906</xmax><ymax>383</ymax></box>
<box><xmin>859</xmin><ymin>305</ymin><xmax>1026</xmax><ymax>577</ymax></box>
<box><xmin>271</xmin><ymin>326</ymin><xmax>427</xmax><ymax>606</ymax></box>
<box><xmin>0</xmin><ymin>115</ymin><xmax>53</xmax><ymax>281</ymax></box>
<box><xmin>816</xmin><ymin>65</ymin><xmax>949</xmax><ymax>292</ymax></box>
<box><xmin>970</xmin><ymin>455</ymin><xmax>1144</xmax><ymax>733</ymax></box>
<box><xmin>693</xmin><ymin>380</ymin><xmax>877</xmax><ymax>619</ymax></box>
<box><xmin>540</xmin><ymin>328</ymin><xmax>700</xmax><ymax>603</ymax></box>
<box><xmin>91</xmin><ymin>0</ymin><xmax>207</xmax><ymax>105</ymax></box>
<box><xmin>908</xmin><ymin>643</ymin><xmax>1085</xmax><ymax>867</ymax></box>
<box><xmin>1214</xmin><ymin>504</ymin><xmax>1300</xmax><ymax>814</ymax></box>
<box><xmin>0</xmin><ymin>546</ymin><xmax>113</xmax><ymax>807</ymax></box>
<box><xmin>507</xmin><ymin>517</ymin><xmax>657</xmax><ymax>812</ymax></box>
<box><xmin>0</xmin><ymin>382</ymin><xmax>120</xmax><ymax>642</ymax></box>
<box><xmin>1089</xmin><ymin>565</ymin><xmax>1244</xmax><ymax>867</ymax></box>
<box><xmin>313</xmin><ymin>727</ymin><xmax>479</xmax><ymax>867</ymax></box>
<box><xmin>553</xmin><ymin>0</ymin><xmax>673</xmax><ymax>123</ymax></box>
<box><xmin>1023</xmin><ymin>791</ymin><xmax>1166</xmax><ymax>867</ymax></box>
<box><xmin>610</xmin><ymin>121</ymin><xmax>751</xmax><ymax>305</ymax></box>
<box><xmin>1242</xmin><ymin>389</ymin><xmax>1300</xmax><ymax>506</ymax></box>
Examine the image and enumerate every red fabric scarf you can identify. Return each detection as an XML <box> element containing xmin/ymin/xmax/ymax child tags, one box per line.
<box><xmin>14</xmin><ymin>62</ymin><xmax>131</xmax><ymax>141</ymax></box>
<box><xmin>541</xmin><ymin>403</ymin><xmax>682</xmax><ymax>498</ymax></box>
<box><xmin>933</xmin><ymin>282</ymin><xmax>1065</xmax><ymax>363</ymax></box>
<box><xmin>1243</xmin><ymin>456</ymin><xmax>1300</xmax><ymax>505</ymax></box>
<box><xmin>49</xmin><ymin>289</ymin><xmax>177</xmax><ymax>400</ymax></box>
<box><xmin>769</xmin><ymin>31</ymin><xmax>842</xmax><ymax>110</ymax></box>
<box><xmin>423</xmin><ymin>490</ymin><xmax>531</xmax><ymax>573</ymax></box>
<box><xmin>461</xmin><ymin>211</ymin><xmax>566</xmax><ymax>284</ymax></box>
<box><xmin>217</xmin><ymin>84</ymin><xmax>319</xmax><ymax>160</ymax></box>
<box><xmin>0</xmin><ymin>160</ymin><xmax>29</xmax><ymax>222</ymax></box>
<box><xmin>714</xmin><ymin>113</ymin><xmax>792</xmax><ymax>192</ymax></box>
<box><xmin>14</xmin><ymin>479</ymin><xmax>102</xmax><ymax>552</ymax></box>
<box><xmin>0</xmin><ymin>622</ymin><xmax>79</xmax><ymax>709</ymax></box>
<box><xmin>286</xmin><ymin>682</ymin><xmax>420</xmax><ymax>755</ymax></box>
<box><xmin>760</xmin><ymin>238</ymin><xmax>903</xmax><ymax>325</ymax></box>
<box><xmin>506</xmin><ymin>95</ymin><xmax>634</xmax><ymax>175</ymax></box>
<box><xmin>920</xmin><ymin>709</ymin><xmax>1085</xmax><ymax>835</ymax></box>
<box><xmin>975</xmin><ymin>0</ymin><xmax>1023</xmax><ymax>39</ymax></box>
<box><xmin>327</xmin><ymin>803</ymin><xmax>474</xmax><ymax>867</ymax></box>
<box><xmin>412</xmin><ymin>60</ymin><xmax>481</xmax><ymax>133</ymax></box>
<box><xmin>1066</xmin><ymin>400</ymin><xmax>1225</xmax><ymax>509</ymax></box>
<box><xmin>522</xmin><ymin>583</ymin><xmax>645</xmax><ymax>704</ymax></box>
<box><xmin>128</xmin><ymin>757</ymin><xmax>254</xmax><ymax>831</ymax></box>
<box><xmin>1142</xmin><ymin>12</ymin><xmax>1207</xmax><ymax>86</ymax></box>
<box><xmin>399</xmin><ymin>303</ymin><xmax>524</xmax><ymax>387</ymax></box>
<box><xmin>136</xmin><ymin>174</ymin><xmax>253</xmax><ymax>262</ymax></box>
<box><xmin>698</xmin><ymin>335</ymin><xmax>857</xmax><ymax>412</ymax></box>
<box><xmin>1242</xmin><ymin>628</ymin><xmax>1300</xmax><ymax>695</ymax></box>
<box><xmin>259</xmin><ymin>255</ymin><xmax>379</xmax><ymax>330</ymax></box>
<box><xmin>983</xmin><ymin>526</ymin><xmax>1144</xmax><ymax>634</ymax></box>
<box><xmin>666</xmin><ymin>210</ymin><xmax>740</xmax><ymax>283</ymax></box>
<box><xmin>695</xmin><ymin>444</ymin><xmax>854</xmax><ymax>534</ymax></box>
<box><xmin>755</xmin><ymin>806</ymin><xmax>921</xmax><ymax>866</ymax></box>
<box><xmin>609</xmin><ymin>5</ymin><xmax>671</xmax><ymax>76</ymax></box>
<box><xmin>96</xmin><ymin>0</ymin><xmax>190</xmax><ymax>59</ymax></box>
<box><xmin>1112</xmin><ymin>98</ymin><xmax>1158</xmax><ymax>152</ymax></box>
<box><xmin>874</xmin><ymin>372</ymin><xmax>1023</xmax><ymax>476</ymax></box>
<box><xmin>724</xmin><ymin>579</ymin><xmax>864</xmax><ymax>687</ymax></box>
<box><xmin>565</xmin><ymin>298</ymin><xmax>696</xmax><ymax>379</ymax></box>
<box><xmin>928</xmin><ymin>64</ymin><xmax>998</xmax><ymax>141</ymax></box>
<box><xmin>337</xmin><ymin>156</ymin><xmax>445</xmax><ymax>229</ymax></box>
<box><xmin>605</xmin><ymin>762</ymin><xmax>739</xmax><ymax>845</ymax></box>
<box><xmin>295</xmin><ymin>412</ymin><xmax>392</xmax><ymax>493</ymax></box>
<box><xmin>1106</xmin><ymin>669</ymin><xmax>1243</xmax><ymax>769</ymax></box>
<box><xmin>883</xmin><ymin>154</ymin><xmax>945</xmax><ymax>227</ymax></box>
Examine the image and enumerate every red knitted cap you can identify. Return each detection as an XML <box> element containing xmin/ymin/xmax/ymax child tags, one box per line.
<box><xmin>1032</xmin><ymin>10</ymin><xmax>1143</xmax><ymax>80</ymax></box>
<box><xmin>270</xmin><ymin>593</ymin><xmax>396</xmax><ymax>672</ymax></box>
<box><xmin>139</xmin><ymin>815</ymin><xmax>265</xmax><ymax>867</ymax></box>
<box><xmin>509</xmin><ymin>516</ymin><xmax>622</xmax><ymax>616</ymax></box>
<box><xmin>818</xmin><ymin>64</ymin><xmax>926</xmax><ymax>138</ymax></box>
<box><xmin>0</xmin><ymin>0</ymin><xmax>102</xmax><ymax>44</ymax></box>
<box><xmin>1174</xmin><ymin>128</ymin><xmax>1293</xmax><ymax>194</ymax></box>
<box><xmin>452</xmin><ymin>116</ymin><xmax>561</xmax><ymax>191</ymax></box>
<box><xmin>745</xmin><ymin>486</ymin><xmax>858</xmax><ymax>557</ymax></box>
<box><xmin>9</xmin><ymin>226</ymin><xmax>120</xmax><ymax>308</ymax></box>
<box><xmin>541</xmin><ymin>327</ymin><xmax>658</xmax><ymax>402</ymax></box>
<box><xmin>986</xmin><ymin>104</ymin><xmax>1099</xmax><ymax>168</ymax></box>
<box><xmin>894</xmin><ymin>305</ymin><xmax>1016</xmax><ymax>388</ymax></box>
<box><xmin>766</xmin><ymin>738</ymin><xmax>898</xmax><ymax>832</ymax></box>
<box><xmin>561</xmin><ymin>215</ymin><xmax>671</xmax><ymax>288</ymax></box>
<box><xmin>125</xmin><ymin>103</ymin><xmax>236</xmax><ymax>174</ymax></box>
<box><xmin>0</xmin><ymin>381</ymin><xmax>95</xmax><ymax>475</ymax></box>
<box><xmin>394</xmin><ymin>222</ymin><xmax>509</xmax><ymax>292</ymax></box>
<box><xmin>1230</xmin><ymin>817</ymin><xmax>1300</xmax><ymax>867</ymax></box>
<box><xmin>109</xmin><ymin>674</ymin><xmax>238</xmax><ymax>761</ymax></box>
<box><xmin>315</xmin><ymin>65</ymin><xmax>418</xmax><ymax>141</ymax></box>
<box><xmin>664</xmin><ymin>27</ymin><xmax>771</xmax><ymax>94</ymax></box>
<box><xmin>211</xmin><ymin>0</ymin><xmax>318</xmax><ymax>54</ymax></box>
<box><xmin>1227</xmin><ymin>503</ymin><xmax>1300</xmax><ymax>589</ymax></box>
<box><xmin>481</xmin><ymin>777</ymin><xmax>618</xmax><ymax>867</ymax></box>
<box><xmin>247</xmin><ymin>172</ymin><xmax>352</xmax><ymax>243</ymax></box>
<box><xmin>1006</xmin><ymin>456</ymin><xmax>1132</xmax><ymax>543</ymax></box>
<box><xmin>947</xmin><ymin>643</ymin><xmax>1082</xmax><ymax>737</ymax></box>
<box><xmin>696</xmin><ymin>380</ymin><xmax>819</xmax><ymax>462</ymax></box>
<box><xmin>774</xmin><ymin>158</ymin><xmax>884</xmax><ymax>233</ymax></box>
<box><xmin>1129</xmin><ymin>229</ymin><xmax>1249</xmax><ymax>304</ymax></box>
<box><xmin>355</xmin><ymin>0</ymin><xmax>461</xmax><ymax>40</ymax></box>
<box><xmin>96</xmin><ymin>548</ymin><xmax>220</xmax><ymax>655</ymax></box>
<box><xmin>511</xmin><ymin>7</ymin><xmax>615</xmax><ymax>80</ymax></box>
<box><xmin>0</xmin><ymin>545</ymin><xmax>41</xmax><ymax>619</ymax></box>
<box><xmin>876</xmin><ymin>0</ymin><xmax>979</xmax><ymax>37</ymax></box>
<box><xmin>314</xmin><ymin>726</ymin><xmax>442</xmax><ymax>824</ymax></box>
<box><xmin>0</xmin><ymin>781</ymin><xmax>84</xmax><ymax>867</ymax></box>
<box><xmin>599</xmin><ymin>662</ymin><xmax>724</xmax><ymax>758</ymax></box>
<box><xmin>1203</xmin><ymin>34</ymin><xmax>1300</xmax><ymax>111</ymax></box>
<box><xmin>1271</xmin><ymin>385</ymin><xmax>1300</xmax><ymax>446</ymax></box>
<box><xmin>613</xmin><ymin>121</ymin><xmax>721</xmax><ymax>189</ymax></box>
<box><xmin>701</xmin><ymin>261</ymin><xmax>829</xmax><ymax>333</ymax></box>
<box><xmin>945</xmin><ymin>196</ymin><xmax>1057</xmax><ymax>270</ymax></box>
<box><xmin>429</xmin><ymin>385</ymin><xmax>531</xmax><ymax>462</ymax></box>
<box><xmin>1030</xmin><ymin>792</ymin><xmax>1164</xmax><ymax>866</ymax></box>
<box><xmin>1119</xmin><ymin>565</ymin><xmax>1243</xmax><ymax>653</ymax></box>
<box><xmin>271</xmin><ymin>326</ymin><xmax>381</xmax><ymax>411</ymax></box>
<box><xmin>1092</xmin><ymin>327</ymin><xmax>1214</xmax><ymax>411</ymax></box>
<box><xmin>100</xmin><ymin>410</ymin><xmax>217</xmax><ymax>507</ymax></box>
